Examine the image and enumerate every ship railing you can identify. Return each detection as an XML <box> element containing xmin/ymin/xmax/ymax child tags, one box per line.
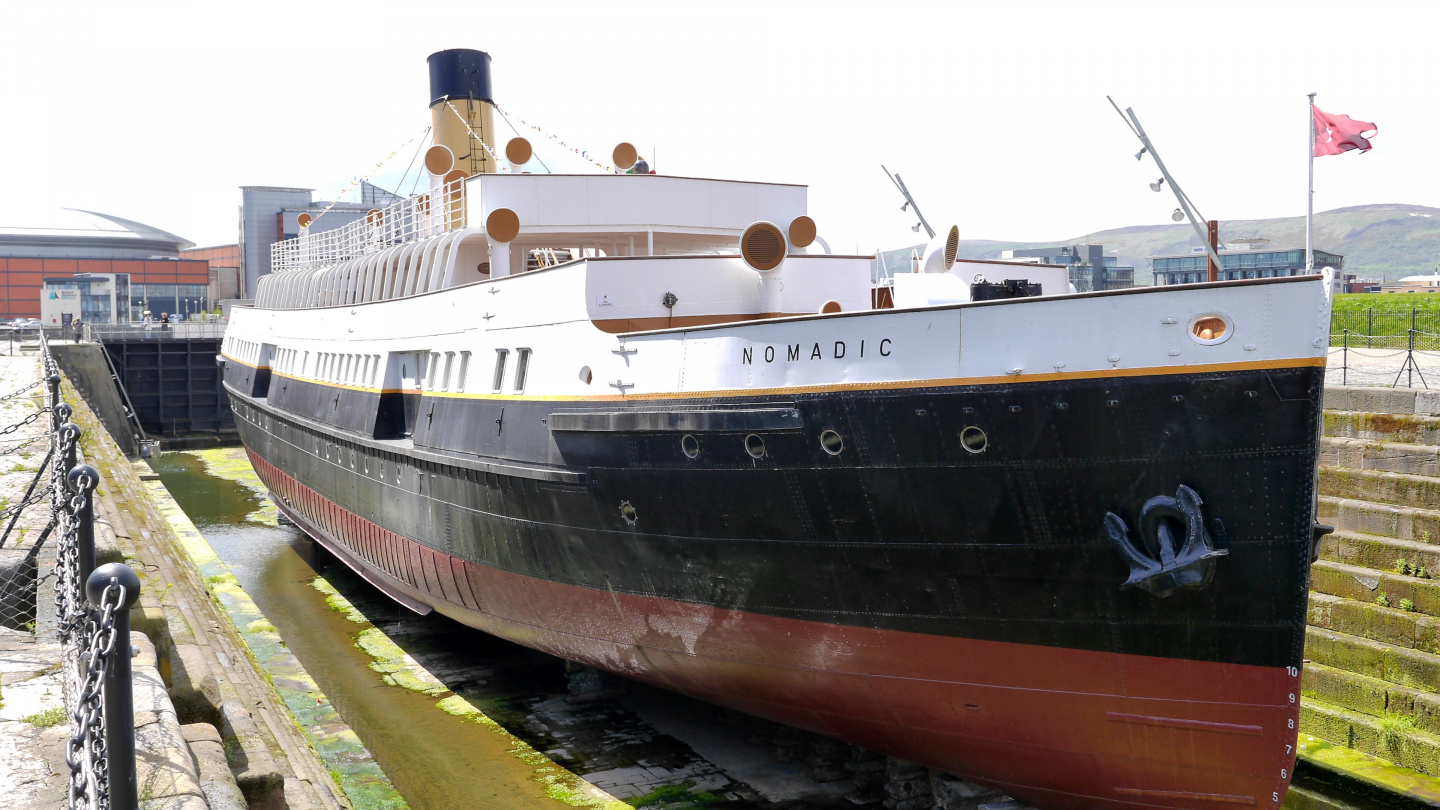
<box><xmin>270</xmin><ymin>176</ymin><xmax>467</xmax><ymax>275</ymax></box>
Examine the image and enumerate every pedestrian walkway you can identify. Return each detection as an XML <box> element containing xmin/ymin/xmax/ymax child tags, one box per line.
<box><xmin>0</xmin><ymin>350</ymin><xmax>67</xmax><ymax>810</ymax></box>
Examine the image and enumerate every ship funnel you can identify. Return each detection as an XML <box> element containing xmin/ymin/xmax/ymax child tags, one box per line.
<box><xmin>427</xmin><ymin>49</ymin><xmax>498</xmax><ymax>176</ymax></box>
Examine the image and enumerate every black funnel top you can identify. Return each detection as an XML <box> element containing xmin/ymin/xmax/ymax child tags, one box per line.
<box><xmin>427</xmin><ymin>49</ymin><xmax>493</xmax><ymax>107</ymax></box>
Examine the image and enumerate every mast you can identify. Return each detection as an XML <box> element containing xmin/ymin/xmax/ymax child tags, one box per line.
<box><xmin>1109</xmin><ymin>99</ymin><xmax>1225</xmax><ymax>277</ymax></box>
<box><xmin>1307</xmin><ymin>92</ymin><xmax>1316</xmax><ymax>273</ymax></box>
<box><xmin>883</xmin><ymin>166</ymin><xmax>935</xmax><ymax>239</ymax></box>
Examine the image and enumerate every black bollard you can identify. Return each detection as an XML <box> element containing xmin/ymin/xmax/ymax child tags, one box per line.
<box><xmin>68</xmin><ymin>464</ymin><xmax>100</xmax><ymax>585</ymax></box>
<box><xmin>86</xmin><ymin>562</ymin><xmax>141</xmax><ymax>810</ymax></box>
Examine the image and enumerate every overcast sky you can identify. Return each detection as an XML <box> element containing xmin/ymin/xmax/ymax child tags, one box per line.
<box><xmin>1</xmin><ymin>0</ymin><xmax>1435</xmax><ymax>252</ymax></box>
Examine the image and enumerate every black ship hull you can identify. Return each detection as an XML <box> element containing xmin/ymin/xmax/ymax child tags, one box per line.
<box><xmin>226</xmin><ymin>357</ymin><xmax>1324</xmax><ymax>809</ymax></box>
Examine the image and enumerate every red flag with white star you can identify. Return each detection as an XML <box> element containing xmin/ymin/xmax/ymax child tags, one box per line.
<box><xmin>1313</xmin><ymin>105</ymin><xmax>1377</xmax><ymax>156</ymax></box>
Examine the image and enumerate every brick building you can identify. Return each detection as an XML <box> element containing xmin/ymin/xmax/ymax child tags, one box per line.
<box><xmin>0</xmin><ymin>210</ymin><xmax>209</xmax><ymax>321</ymax></box>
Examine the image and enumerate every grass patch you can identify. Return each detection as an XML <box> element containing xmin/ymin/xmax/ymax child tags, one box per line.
<box><xmin>247</xmin><ymin>619</ymin><xmax>278</xmax><ymax>634</ymax></box>
<box><xmin>1334</xmin><ymin>295</ymin><xmax>1440</xmax><ymax>316</ymax></box>
<box><xmin>310</xmin><ymin>577</ymin><xmax>367</xmax><ymax>624</ymax></box>
<box><xmin>22</xmin><ymin>706</ymin><xmax>66</xmax><ymax>727</ymax></box>
<box><xmin>354</xmin><ymin>627</ymin><xmax>449</xmax><ymax>697</ymax></box>
<box><xmin>1378</xmin><ymin>712</ymin><xmax>1417</xmax><ymax>752</ymax></box>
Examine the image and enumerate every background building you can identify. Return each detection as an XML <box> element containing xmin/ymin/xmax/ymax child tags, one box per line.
<box><xmin>0</xmin><ymin>209</ymin><xmax>210</xmax><ymax>322</ymax></box>
<box><xmin>41</xmin><ymin>274</ymin><xmax>127</xmax><ymax>325</ymax></box>
<box><xmin>1000</xmin><ymin>244</ymin><xmax>1134</xmax><ymax>291</ymax></box>
<box><xmin>1151</xmin><ymin>238</ymin><xmax>1344</xmax><ymax>285</ymax></box>
<box><xmin>240</xmin><ymin>182</ymin><xmax>400</xmax><ymax>297</ymax></box>
<box><xmin>181</xmin><ymin>244</ymin><xmax>242</xmax><ymax>304</ymax></box>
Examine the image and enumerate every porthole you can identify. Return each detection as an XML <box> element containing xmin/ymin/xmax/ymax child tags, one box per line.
<box><xmin>681</xmin><ymin>434</ymin><xmax>700</xmax><ymax>459</ymax></box>
<box><xmin>579</xmin><ymin>365</ymin><xmax>593</xmax><ymax>384</ymax></box>
<box><xmin>819</xmin><ymin>430</ymin><xmax>844</xmax><ymax>456</ymax></box>
<box><xmin>960</xmin><ymin>426</ymin><xmax>988</xmax><ymax>454</ymax></box>
<box><xmin>619</xmin><ymin>500</ymin><xmax>638</xmax><ymax>525</ymax></box>
<box><xmin>1188</xmin><ymin>313</ymin><xmax>1233</xmax><ymax>346</ymax></box>
<box><xmin>744</xmin><ymin>433</ymin><xmax>766</xmax><ymax>459</ymax></box>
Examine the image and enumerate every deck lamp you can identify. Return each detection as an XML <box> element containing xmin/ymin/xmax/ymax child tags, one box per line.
<box><xmin>1150</xmin><ymin>178</ymin><xmax>1165</xmax><ymax>192</ymax></box>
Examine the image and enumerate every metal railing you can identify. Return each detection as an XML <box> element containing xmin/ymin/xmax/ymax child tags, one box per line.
<box><xmin>1330</xmin><ymin>307</ymin><xmax>1440</xmax><ymax>350</ymax></box>
<box><xmin>83</xmin><ymin>322</ymin><xmax>227</xmax><ymax>341</ymax></box>
<box><xmin>0</xmin><ymin>333</ymin><xmax>143</xmax><ymax>810</ymax></box>
<box><xmin>270</xmin><ymin>175</ymin><xmax>468</xmax><ymax>275</ymax></box>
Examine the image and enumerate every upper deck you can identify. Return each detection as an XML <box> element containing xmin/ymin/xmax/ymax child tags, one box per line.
<box><xmin>255</xmin><ymin>170</ymin><xmax>1062</xmax><ymax>327</ymax></box>
<box><xmin>268</xmin><ymin>172</ymin><xmax>808</xmax><ymax>276</ymax></box>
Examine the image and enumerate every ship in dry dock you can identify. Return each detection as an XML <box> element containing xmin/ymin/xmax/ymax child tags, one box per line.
<box><xmin>219</xmin><ymin>48</ymin><xmax>1332</xmax><ymax>809</ymax></box>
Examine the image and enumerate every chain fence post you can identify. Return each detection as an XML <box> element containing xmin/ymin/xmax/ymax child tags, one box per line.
<box><xmin>47</xmin><ymin>373</ymin><xmax>61</xmax><ymax>426</ymax></box>
<box><xmin>1343</xmin><ymin>329</ymin><xmax>1349</xmax><ymax>386</ymax></box>
<box><xmin>86</xmin><ymin>562</ymin><xmax>140</xmax><ymax>810</ymax></box>
<box><xmin>1368</xmin><ymin>306</ymin><xmax>1373</xmax><ymax>349</ymax></box>
<box><xmin>69</xmin><ymin>464</ymin><xmax>99</xmax><ymax>587</ymax></box>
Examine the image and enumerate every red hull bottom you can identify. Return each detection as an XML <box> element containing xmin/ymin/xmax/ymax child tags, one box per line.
<box><xmin>251</xmin><ymin>450</ymin><xmax>1300</xmax><ymax>810</ymax></box>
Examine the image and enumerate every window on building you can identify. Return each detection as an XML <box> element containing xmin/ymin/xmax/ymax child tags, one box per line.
<box><xmin>456</xmin><ymin>352</ymin><xmax>470</xmax><ymax>392</ymax></box>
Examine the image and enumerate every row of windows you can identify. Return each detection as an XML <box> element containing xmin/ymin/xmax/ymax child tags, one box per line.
<box><xmin>274</xmin><ymin>347</ymin><xmax>385</xmax><ymax>389</ymax></box>
<box><xmin>478</xmin><ymin>348</ymin><xmax>530</xmax><ymax>394</ymax></box>
<box><xmin>224</xmin><ymin>336</ymin><xmax>263</xmax><ymax>366</ymax></box>
<box><xmin>318</xmin><ymin>352</ymin><xmax>381</xmax><ymax>388</ymax></box>
<box><xmin>423</xmin><ymin>351</ymin><xmax>471</xmax><ymax>393</ymax></box>
<box><xmin>1158</xmin><ymin>267</ymin><xmax>1314</xmax><ymax>284</ymax></box>
<box><xmin>1153</xmin><ymin>250</ymin><xmax>1343</xmax><ymax>273</ymax></box>
<box><xmin>239</xmin><ymin>339</ymin><xmax>536</xmax><ymax>395</ymax></box>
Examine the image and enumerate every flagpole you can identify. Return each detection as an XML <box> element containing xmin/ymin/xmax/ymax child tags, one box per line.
<box><xmin>1307</xmin><ymin>92</ymin><xmax>1316</xmax><ymax>274</ymax></box>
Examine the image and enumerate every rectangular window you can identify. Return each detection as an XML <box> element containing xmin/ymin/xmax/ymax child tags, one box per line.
<box><xmin>491</xmin><ymin>349</ymin><xmax>509</xmax><ymax>392</ymax></box>
<box><xmin>513</xmin><ymin>348</ymin><xmax>531</xmax><ymax>392</ymax></box>
<box><xmin>371</xmin><ymin>355</ymin><xmax>381</xmax><ymax>388</ymax></box>
<box><xmin>441</xmin><ymin>352</ymin><xmax>455</xmax><ymax>391</ymax></box>
<box><xmin>456</xmin><ymin>352</ymin><xmax>470</xmax><ymax>392</ymax></box>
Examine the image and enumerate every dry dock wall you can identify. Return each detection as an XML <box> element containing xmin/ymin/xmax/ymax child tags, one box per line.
<box><xmin>58</xmin><ymin>369</ymin><xmax>352</xmax><ymax>810</ymax></box>
<box><xmin>1301</xmin><ymin>386</ymin><xmax>1440</xmax><ymax>801</ymax></box>
<box><xmin>51</xmin><ymin>342</ymin><xmax>139</xmax><ymax>456</ymax></box>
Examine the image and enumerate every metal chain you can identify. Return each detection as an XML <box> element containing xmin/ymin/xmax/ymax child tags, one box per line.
<box><xmin>0</xmin><ymin>376</ymin><xmax>46</xmax><ymax>404</ymax></box>
<box><xmin>0</xmin><ymin>408</ymin><xmax>50</xmax><ymax>440</ymax></box>
<box><xmin>0</xmin><ymin>481</ymin><xmax>56</xmax><ymax>522</ymax></box>
<box><xmin>52</xmin><ymin>432</ymin><xmax>84</xmax><ymax>642</ymax></box>
<box><xmin>0</xmin><ymin>430</ymin><xmax>53</xmax><ymax>456</ymax></box>
<box><xmin>36</xmin><ymin>330</ymin><xmax>119</xmax><ymax>810</ymax></box>
<box><xmin>65</xmin><ymin>579</ymin><xmax>123</xmax><ymax>810</ymax></box>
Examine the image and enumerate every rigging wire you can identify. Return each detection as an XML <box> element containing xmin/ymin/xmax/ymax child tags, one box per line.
<box><xmin>390</xmin><ymin>126</ymin><xmax>431</xmax><ymax>203</ymax></box>
<box><xmin>496</xmin><ymin>107</ymin><xmax>551</xmax><ymax>173</ymax></box>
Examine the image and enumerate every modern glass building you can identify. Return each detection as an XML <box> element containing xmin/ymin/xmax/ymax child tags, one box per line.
<box><xmin>1152</xmin><ymin>245</ymin><xmax>1343</xmax><ymax>285</ymax></box>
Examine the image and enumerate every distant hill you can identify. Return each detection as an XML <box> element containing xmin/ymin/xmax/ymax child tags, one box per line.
<box><xmin>880</xmin><ymin>204</ymin><xmax>1440</xmax><ymax>285</ymax></box>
